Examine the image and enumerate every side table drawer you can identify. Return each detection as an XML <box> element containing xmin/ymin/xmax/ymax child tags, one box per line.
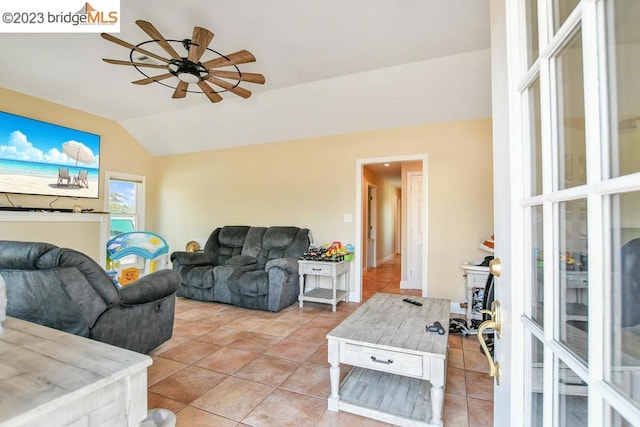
<box><xmin>343</xmin><ymin>343</ymin><xmax>424</xmax><ymax>378</ymax></box>
<box><xmin>471</xmin><ymin>272</ymin><xmax>488</xmax><ymax>287</ymax></box>
<box><xmin>565</xmin><ymin>272</ymin><xmax>588</xmax><ymax>288</ymax></box>
<box><xmin>299</xmin><ymin>263</ymin><xmax>332</xmax><ymax>276</ymax></box>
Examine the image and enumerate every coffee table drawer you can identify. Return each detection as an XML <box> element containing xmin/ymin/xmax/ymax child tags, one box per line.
<box><xmin>343</xmin><ymin>343</ymin><xmax>424</xmax><ymax>377</ymax></box>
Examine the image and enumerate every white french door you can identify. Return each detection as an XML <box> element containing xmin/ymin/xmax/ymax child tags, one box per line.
<box><xmin>492</xmin><ymin>0</ymin><xmax>640</xmax><ymax>426</ymax></box>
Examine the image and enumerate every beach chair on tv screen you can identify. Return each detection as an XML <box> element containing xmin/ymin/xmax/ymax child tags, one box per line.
<box><xmin>57</xmin><ymin>168</ymin><xmax>71</xmax><ymax>186</ymax></box>
<box><xmin>74</xmin><ymin>170</ymin><xmax>89</xmax><ymax>188</ymax></box>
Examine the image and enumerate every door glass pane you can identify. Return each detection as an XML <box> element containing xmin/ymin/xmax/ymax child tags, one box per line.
<box><xmin>609</xmin><ymin>404</ymin><xmax>635</xmax><ymax>427</ymax></box>
<box><xmin>531</xmin><ymin>205</ymin><xmax>544</xmax><ymax>325</ymax></box>
<box><xmin>529</xmin><ymin>79</ymin><xmax>543</xmax><ymax>196</ymax></box>
<box><xmin>529</xmin><ymin>335</ymin><xmax>544</xmax><ymax>426</ymax></box>
<box><xmin>556</xmin><ymin>358</ymin><xmax>588</xmax><ymax>426</ymax></box>
<box><xmin>553</xmin><ymin>0</ymin><xmax>580</xmax><ymax>32</ymax></box>
<box><xmin>608</xmin><ymin>0</ymin><xmax>640</xmax><ymax>178</ymax></box>
<box><xmin>608</xmin><ymin>191</ymin><xmax>640</xmax><ymax>404</ymax></box>
<box><xmin>558</xmin><ymin>199</ymin><xmax>588</xmax><ymax>361</ymax></box>
<box><xmin>556</xmin><ymin>31</ymin><xmax>586</xmax><ymax>190</ymax></box>
<box><xmin>526</xmin><ymin>0</ymin><xmax>539</xmax><ymax>67</ymax></box>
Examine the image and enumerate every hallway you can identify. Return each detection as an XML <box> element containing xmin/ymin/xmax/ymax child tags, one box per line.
<box><xmin>361</xmin><ymin>254</ymin><xmax>421</xmax><ymax>300</ymax></box>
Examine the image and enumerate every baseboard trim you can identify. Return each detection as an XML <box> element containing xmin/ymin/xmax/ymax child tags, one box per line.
<box><xmin>377</xmin><ymin>254</ymin><xmax>395</xmax><ymax>265</ymax></box>
<box><xmin>400</xmin><ymin>280</ymin><xmax>420</xmax><ymax>290</ymax></box>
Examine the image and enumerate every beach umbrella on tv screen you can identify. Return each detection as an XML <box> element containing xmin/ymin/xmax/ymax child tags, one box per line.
<box><xmin>62</xmin><ymin>141</ymin><xmax>94</xmax><ymax>166</ymax></box>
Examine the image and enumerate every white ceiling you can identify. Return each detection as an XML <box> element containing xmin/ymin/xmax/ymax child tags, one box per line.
<box><xmin>0</xmin><ymin>1</ymin><xmax>491</xmax><ymax>155</ymax></box>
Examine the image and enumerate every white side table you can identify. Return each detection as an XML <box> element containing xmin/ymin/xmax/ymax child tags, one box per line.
<box><xmin>298</xmin><ymin>260</ymin><xmax>350</xmax><ymax>312</ymax></box>
<box><xmin>459</xmin><ymin>263</ymin><xmax>490</xmax><ymax>322</ymax></box>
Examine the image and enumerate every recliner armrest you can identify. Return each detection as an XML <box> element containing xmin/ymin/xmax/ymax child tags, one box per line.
<box><xmin>119</xmin><ymin>270</ymin><xmax>181</xmax><ymax>305</ymax></box>
<box><xmin>170</xmin><ymin>251</ymin><xmax>214</xmax><ymax>266</ymax></box>
<box><xmin>265</xmin><ymin>258</ymin><xmax>299</xmax><ymax>275</ymax></box>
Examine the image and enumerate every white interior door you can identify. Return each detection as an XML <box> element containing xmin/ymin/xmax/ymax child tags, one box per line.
<box><xmin>366</xmin><ymin>184</ymin><xmax>377</xmax><ymax>268</ymax></box>
<box><xmin>492</xmin><ymin>0</ymin><xmax>640</xmax><ymax>426</ymax></box>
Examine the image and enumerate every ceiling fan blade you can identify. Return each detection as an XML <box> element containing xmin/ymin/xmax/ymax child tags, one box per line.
<box><xmin>207</xmin><ymin>70</ymin><xmax>265</xmax><ymax>84</ymax></box>
<box><xmin>103</xmin><ymin>58</ymin><xmax>167</xmax><ymax>69</ymax></box>
<box><xmin>132</xmin><ymin>72</ymin><xmax>175</xmax><ymax>85</ymax></box>
<box><xmin>201</xmin><ymin>50</ymin><xmax>256</xmax><ymax>69</ymax></box>
<box><xmin>207</xmin><ymin>76</ymin><xmax>252</xmax><ymax>99</ymax></box>
<box><xmin>188</xmin><ymin>27</ymin><xmax>214</xmax><ymax>63</ymax></box>
<box><xmin>172</xmin><ymin>81</ymin><xmax>189</xmax><ymax>99</ymax></box>
<box><xmin>101</xmin><ymin>33</ymin><xmax>170</xmax><ymax>64</ymax></box>
<box><xmin>136</xmin><ymin>20</ymin><xmax>181</xmax><ymax>60</ymax></box>
<box><xmin>197</xmin><ymin>81</ymin><xmax>223</xmax><ymax>103</ymax></box>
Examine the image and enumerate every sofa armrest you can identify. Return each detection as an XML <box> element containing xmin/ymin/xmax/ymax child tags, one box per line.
<box><xmin>170</xmin><ymin>251</ymin><xmax>214</xmax><ymax>266</ymax></box>
<box><xmin>119</xmin><ymin>270</ymin><xmax>181</xmax><ymax>305</ymax></box>
<box><xmin>225</xmin><ymin>255</ymin><xmax>257</xmax><ymax>267</ymax></box>
<box><xmin>265</xmin><ymin>258</ymin><xmax>299</xmax><ymax>275</ymax></box>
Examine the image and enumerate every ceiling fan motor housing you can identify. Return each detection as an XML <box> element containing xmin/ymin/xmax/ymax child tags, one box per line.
<box><xmin>168</xmin><ymin>58</ymin><xmax>209</xmax><ymax>83</ymax></box>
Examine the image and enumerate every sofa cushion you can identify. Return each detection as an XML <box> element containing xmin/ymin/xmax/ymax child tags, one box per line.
<box><xmin>183</xmin><ymin>265</ymin><xmax>215</xmax><ymax>289</ymax></box>
<box><xmin>55</xmin><ymin>267</ymin><xmax>109</xmax><ymax>327</ymax></box>
<box><xmin>0</xmin><ymin>241</ymin><xmax>58</xmax><ymax>270</ymax></box>
<box><xmin>39</xmin><ymin>248</ymin><xmax>120</xmax><ymax>306</ymax></box>
<box><xmin>241</xmin><ymin>227</ymin><xmax>266</xmax><ymax>257</ymax></box>
<box><xmin>218</xmin><ymin>226</ymin><xmax>251</xmax><ymax>248</ymax></box>
<box><xmin>225</xmin><ymin>255</ymin><xmax>257</xmax><ymax>267</ymax></box>
<box><xmin>2</xmin><ymin>269</ymin><xmax>90</xmax><ymax>336</ymax></box>
<box><xmin>256</xmin><ymin>227</ymin><xmax>299</xmax><ymax>269</ymax></box>
<box><xmin>232</xmin><ymin>270</ymin><xmax>269</xmax><ymax>297</ymax></box>
<box><xmin>263</xmin><ymin>227</ymin><xmax>298</xmax><ymax>249</ymax></box>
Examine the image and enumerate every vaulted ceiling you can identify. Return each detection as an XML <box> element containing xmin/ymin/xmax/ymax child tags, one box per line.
<box><xmin>0</xmin><ymin>1</ymin><xmax>492</xmax><ymax>155</ymax></box>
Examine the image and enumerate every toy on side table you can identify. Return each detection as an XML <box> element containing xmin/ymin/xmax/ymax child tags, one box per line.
<box><xmin>301</xmin><ymin>242</ymin><xmax>355</xmax><ymax>262</ymax></box>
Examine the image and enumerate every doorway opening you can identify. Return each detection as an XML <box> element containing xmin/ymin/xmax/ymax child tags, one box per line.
<box><xmin>354</xmin><ymin>154</ymin><xmax>428</xmax><ymax>303</ymax></box>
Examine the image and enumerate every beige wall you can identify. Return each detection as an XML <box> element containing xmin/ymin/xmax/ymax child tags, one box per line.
<box><xmin>0</xmin><ymin>88</ymin><xmax>158</xmax><ymax>256</ymax></box>
<box><xmin>156</xmin><ymin>119</ymin><xmax>494</xmax><ymax>302</ymax></box>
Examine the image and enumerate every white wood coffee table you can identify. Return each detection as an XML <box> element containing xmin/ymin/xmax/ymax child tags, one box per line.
<box><xmin>326</xmin><ymin>293</ymin><xmax>450</xmax><ymax>426</ymax></box>
<box><xmin>0</xmin><ymin>317</ymin><xmax>152</xmax><ymax>427</ymax></box>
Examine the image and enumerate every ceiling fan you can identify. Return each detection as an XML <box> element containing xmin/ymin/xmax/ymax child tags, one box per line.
<box><xmin>101</xmin><ymin>20</ymin><xmax>265</xmax><ymax>103</ymax></box>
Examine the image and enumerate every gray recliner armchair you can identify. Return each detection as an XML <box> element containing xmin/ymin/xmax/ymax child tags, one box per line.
<box><xmin>0</xmin><ymin>240</ymin><xmax>181</xmax><ymax>354</ymax></box>
<box><xmin>171</xmin><ymin>225</ymin><xmax>310</xmax><ymax>312</ymax></box>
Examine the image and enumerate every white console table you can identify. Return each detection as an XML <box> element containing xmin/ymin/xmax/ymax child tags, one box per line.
<box><xmin>298</xmin><ymin>260</ymin><xmax>350</xmax><ymax>312</ymax></box>
<box><xmin>0</xmin><ymin>317</ymin><xmax>151</xmax><ymax>427</ymax></box>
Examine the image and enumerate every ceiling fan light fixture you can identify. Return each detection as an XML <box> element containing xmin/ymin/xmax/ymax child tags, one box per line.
<box><xmin>177</xmin><ymin>72</ymin><xmax>201</xmax><ymax>83</ymax></box>
<box><xmin>168</xmin><ymin>59</ymin><xmax>209</xmax><ymax>83</ymax></box>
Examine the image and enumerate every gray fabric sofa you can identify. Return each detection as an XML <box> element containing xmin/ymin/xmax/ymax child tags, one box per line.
<box><xmin>0</xmin><ymin>240</ymin><xmax>181</xmax><ymax>354</ymax></box>
<box><xmin>171</xmin><ymin>226</ymin><xmax>310</xmax><ymax>312</ymax></box>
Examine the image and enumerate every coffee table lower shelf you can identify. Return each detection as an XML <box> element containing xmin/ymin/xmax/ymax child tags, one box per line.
<box><xmin>335</xmin><ymin>367</ymin><xmax>434</xmax><ymax>427</ymax></box>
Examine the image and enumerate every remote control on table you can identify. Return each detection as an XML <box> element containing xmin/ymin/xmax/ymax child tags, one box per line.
<box><xmin>402</xmin><ymin>298</ymin><xmax>422</xmax><ymax>306</ymax></box>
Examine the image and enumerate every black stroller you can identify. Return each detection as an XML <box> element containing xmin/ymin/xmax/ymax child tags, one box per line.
<box><xmin>449</xmin><ymin>272</ymin><xmax>495</xmax><ymax>356</ymax></box>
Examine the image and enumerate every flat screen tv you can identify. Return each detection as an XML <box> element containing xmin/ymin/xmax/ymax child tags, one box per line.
<box><xmin>0</xmin><ymin>111</ymin><xmax>100</xmax><ymax>199</ymax></box>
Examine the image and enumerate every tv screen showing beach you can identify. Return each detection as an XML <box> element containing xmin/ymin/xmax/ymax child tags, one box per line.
<box><xmin>0</xmin><ymin>111</ymin><xmax>100</xmax><ymax>199</ymax></box>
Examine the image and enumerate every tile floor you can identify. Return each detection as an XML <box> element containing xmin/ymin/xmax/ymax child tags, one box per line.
<box><xmin>148</xmin><ymin>256</ymin><xmax>494</xmax><ymax>426</ymax></box>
